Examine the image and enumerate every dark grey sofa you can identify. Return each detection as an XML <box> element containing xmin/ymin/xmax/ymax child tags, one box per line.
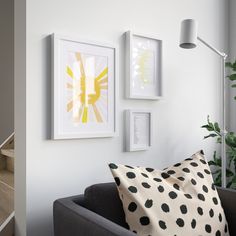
<box><xmin>54</xmin><ymin>183</ymin><xmax>236</xmax><ymax>236</ymax></box>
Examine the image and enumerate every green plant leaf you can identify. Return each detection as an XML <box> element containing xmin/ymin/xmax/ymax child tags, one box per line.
<box><xmin>225</xmin><ymin>62</ymin><xmax>233</xmax><ymax>68</ymax></box>
<box><xmin>201</xmin><ymin>124</ymin><xmax>214</xmax><ymax>132</ymax></box>
<box><xmin>227</xmin><ymin>181</ymin><xmax>232</xmax><ymax>188</ymax></box>
<box><xmin>227</xmin><ymin>74</ymin><xmax>236</xmax><ymax>81</ymax></box>
<box><xmin>226</xmin><ymin>169</ymin><xmax>234</xmax><ymax>177</ymax></box>
<box><xmin>231</xmin><ymin>176</ymin><xmax>236</xmax><ymax>189</ymax></box>
<box><xmin>214</xmin><ymin>173</ymin><xmax>222</xmax><ymax>186</ymax></box>
<box><xmin>225</xmin><ymin>132</ymin><xmax>236</xmax><ymax>148</ymax></box>
<box><xmin>212</xmin><ymin>169</ymin><xmax>221</xmax><ymax>175</ymax></box>
<box><xmin>204</xmin><ymin>133</ymin><xmax>218</xmax><ymax>139</ymax></box>
<box><xmin>216</xmin><ymin>137</ymin><xmax>222</xmax><ymax>143</ymax></box>
<box><xmin>214</xmin><ymin>122</ymin><xmax>220</xmax><ymax>133</ymax></box>
<box><xmin>232</xmin><ymin>84</ymin><xmax>236</xmax><ymax>88</ymax></box>
<box><xmin>208</xmin><ymin>160</ymin><xmax>217</xmax><ymax>166</ymax></box>
<box><xmin>233</xmin><ymin>61</ymin><xmax>236</xmax><ymax>71</ymax></box>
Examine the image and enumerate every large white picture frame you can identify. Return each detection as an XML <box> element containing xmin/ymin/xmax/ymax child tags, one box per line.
<box><xmin>125</xmin><ymin>109</ymin><xmax>153</xmax><ymax>152</ymax></box>
<box><xmin>52</xmin><ymin>34</ymin><xmax>118</xmax><ymax>139</ymax></box>
<box><xmin>126</xmin><ymin>31</ymin><xmax>163</xmax><ymax>100</ymax></box>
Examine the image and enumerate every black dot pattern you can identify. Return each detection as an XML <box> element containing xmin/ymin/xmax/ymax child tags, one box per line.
<box><xmin>213</xmin><ymin>197</ymin><xmax>218</xmax><ymax>205</ymax></box>
<box><xmin>167</xmin><ymin>170</ymin><xmax>176</xmax><ymax>175</ymax></box>
<box><xmin>198</xmin><ymin>193</ymin><xmax>205</xmax><ymax>201</ymax></box>
<box><xmin>173</xmin><ymin>183</ymin><xmax>180</xmax><ymax>190</ymax></box>
<box><xmin>176</xmin><ymin>218</ymin><xmax>185</xmax><ymax>227</ymax></box>
<box><xmin>161</xmin><ymin>173</ymin><xmax>170</xmax><ymax>179</ymax></box>
<box><xmin>182</xmin><ymin>168</ymin><xmax>190</xmax><ymax>173</ymax></box>
<box><xmin>146</xmin><ymin>168</ymin><xmax>154</xmax><ymax>172</ymax></box>
<box><xmin>191</xmin><ymin>178</ymin><xmax>197</xmax><ymax>185</ymax></box>
<box><xmin>169</xmin><ymin>191</ymin><xmax>177</xmax><ymax>199</ymax></box>
<box><xmin>141</xmin><ymin>173</ymin><xmax>149</xmax><ymax>178</ymax></box>
<box><xmin>125</xmin><ymin>165</ymin><xmax>134</xmax><ymax>169</ymax></box>
<box><xmin>219</xmin><ymin>213</ymin><xmax>222</xmax><ymax>222</ymax></box>
<box><xmin>159</xmin><ymin>220</ymin><xmax>167</xmax><ymax>230</ymax></box>
<box><xmin>180</xmin><ymin>205</ymin><xmax>187</xmax><ymax>214</ymax></box>
<box><xmin>126</xmin><ymin>172</ymin><xmax>136</xmax><ymax>179</ymax></box>
<box><xmin>128</xmin><ymin>202</ymin><xmax>137</xmax><ymax>212</ymax></box>
<box><xmin>190</xmin><ymin>162</ymin><xmax>198</xmax><ymax>167</ymax></box>
<box><xmin>109</xmin><ymin>163</ymin><xmax>118</xmax><ymax>169</ymax></box>
<box><xmin>142</xmin><ymin>182</ymin><xmax>151</xmax><ymax>188</ymax></box>
<box><xmin>197</xmin><ymin>207</ymin><xmax>203</xmax><ymax>215</ymax></box>
<box><xmin>158</xmin><ymin>185</ymin><xmax>164</xmax><ymax>193</ymax></box>
<box><xmin>140</xmin><ymin>216</ymin><xmax>150</xmax><ymax>225</ymax></box>
<box><xmin>177</xmin><ymin>177</ymin><xmax>185</xmax><ymax>181</ymax></box>
<box><xmin>202</xmin><ymin>185</ymin><xmax>208</xmax><ymax>193</ymax></box>
<box><xmin>109</xmin><ymin>152</ymin><xmax>229</xmax><ymax>236</ymax></box>
<box><xmin>174</xmin><ymin>163</ymin><xmax>181</xmax><ymax>167</ymax></box>
<box><xmin>161</xmin><ymin>203</ymin><xmax>170</xmax><ymax>213</ymax></box>
<box><xmin>205</xmin><ymin>224</ymin><xmax>212</xmax><ymax>233</ymax></box>
<box><xmin>114</xmin><ymin>177</ymin><xmax>120</xmax><ymax>186</ymax></box>
<box><xmin>153</xmin><ymin>178</ymin><xmax>162</xmax><ymax>182</ymax></box>
<box><xmin>145</xmin><ymin>199</ymin><xmax>153</xmax><ymax>208</ymax></box>
<box><xmin>197</xmin><ymin>172</ymin><xmax>204</xmax><ymax>178</ymax></box>
<box><xmin>216</xmin><ymin>230</ymin><xmax>221</xmax><ymax>236</ymax></box>
<box><xmin>128</xmin><ymin>186</ymin><xmax>137</xmax><ymax>193</ymax></box>
<box><xmin>191</xmin><ymin>219</ymin><xmax>196</xmax><ymax>229</ymax></box>
<box><xmin>209</xmin><ymin>209</ymin><xmax>214</xmax><ymax>217</ymax></box>
<box><xmin>184</xmin><ymin>193</ymin><xmax>192</xmax><ymax>199</ymax></box>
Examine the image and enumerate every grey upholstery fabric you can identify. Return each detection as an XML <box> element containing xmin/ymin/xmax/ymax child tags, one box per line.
<box><xmin>217</xmin><ymin>187</ymin><xmax>236</xmax><ymax>235</ymax></box>
<box><xmin>54</xmin><ymin>194</ymin><xmax>135</xmax><ymax>236</ymax></box>
<box><xmin>54</xmin><ymin>183</ymin><xmax>236</xmax><ymax>236</ymax></box>
<box><xmin>84</xmin><ymin>182</ymin><xmax>129</xmax><ymax>228</ymax></box>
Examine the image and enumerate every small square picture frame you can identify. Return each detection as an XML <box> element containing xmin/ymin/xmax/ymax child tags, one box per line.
<box><xmin>125</xmin><ymin>109</ymin><xmax>153</xmax><ymax>152</ymax></box>
<box><xmin>125</xmin><ymin>31</ymin><xmax>163</xmax><ymax>100</ymax></box>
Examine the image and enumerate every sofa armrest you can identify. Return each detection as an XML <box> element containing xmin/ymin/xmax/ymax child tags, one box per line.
<box><xmin>53</xmin><ymin>196</ymin><xmax>136</xmax><ymax>236</ymax></box>
<box><xmin>217</xmin><ymin>187</ymin><xmax>236</xmax><ymax>235</ymax></box>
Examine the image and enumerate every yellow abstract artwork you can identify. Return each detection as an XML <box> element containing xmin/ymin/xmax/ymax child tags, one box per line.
<box><xmin>66</xmin><ymin>52</ymin><xmax>108</xmax><ymax>124</ymax></box>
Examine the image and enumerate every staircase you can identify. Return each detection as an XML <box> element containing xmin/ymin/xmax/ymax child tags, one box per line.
<box><xmin>0</xmin><ymin>133</ymin><xmax>14</xmax><ymax>236</ymax></box>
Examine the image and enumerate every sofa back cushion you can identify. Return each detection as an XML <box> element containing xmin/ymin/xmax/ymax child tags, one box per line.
<box><xmin>84</xmin><ymin>182</ymin><xmax>129</xmax><ymax>228</ymax></box>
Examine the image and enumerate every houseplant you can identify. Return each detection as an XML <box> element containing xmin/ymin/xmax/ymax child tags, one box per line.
<box><xmin>201</xmin><ymin>60</ymin><xmax>236</xmax><ymax>189</ymax></box>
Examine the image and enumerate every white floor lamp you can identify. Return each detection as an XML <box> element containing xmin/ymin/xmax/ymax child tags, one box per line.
<box><xmin>179</xmin><ymin>19</ymin><xmax>227</xmax><ymax>188</ymax></box>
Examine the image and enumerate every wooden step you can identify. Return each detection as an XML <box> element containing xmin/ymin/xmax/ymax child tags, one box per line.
<box><xmin>0</xmin><ymin>212</ymin><xmax>14</xmax><ymax>236</ymax></box>
<box><xmin>0</xmin><ymin>171</ymin><xmax>13</xmax><ymax>189</ymax></box>
<box><xmin>0</xmin><ymin>150</ymin><xmax>14</xmax><ymax>159</ymax></box>
<box><xmin>0</xmin><ymin>182</ymin><xmax>14</xmax><ymax>225</ymax></box>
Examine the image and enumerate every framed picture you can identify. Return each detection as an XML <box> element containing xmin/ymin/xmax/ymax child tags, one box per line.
<box><xmin>52</xmin><ymin>34</ymin><xmax>118</xmax><ymax>139</ymax></box>
<box><xmin>125</xmin><ymin>31</ymin><xmax>163</xmax><ymax>100</ymax></box>
<box><xmin>125</xmin><ymin>109</ymin><xmax>153</xmax><ymax>152</ymax></box>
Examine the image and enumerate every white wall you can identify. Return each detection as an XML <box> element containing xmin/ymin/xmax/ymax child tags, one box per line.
<box><xmin>229</xmin><ymin>0</ymin><xmax>236</xmax><ymax>131</ymax></box>
<box><xmin>0</xmin><ymin>0</ymin><xmax>14</xmax><ymax>144</ymax></box>
<box><xmin>15</xmin><ymin>0</ymin><xmax>229</xmax><ymax>235</ymax></box>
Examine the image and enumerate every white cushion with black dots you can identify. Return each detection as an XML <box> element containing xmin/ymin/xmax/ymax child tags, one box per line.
<box><xmin>109</xmin><ymin>151</ymin><xmax>230</xmax><ymax>236</ymax></box>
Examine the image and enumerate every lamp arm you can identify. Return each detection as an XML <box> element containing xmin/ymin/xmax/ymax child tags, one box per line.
<box><xmin>197</xmin><ymin>35</ymin><xmax>227</xmax><ymax>188</ymax></box>
<box><xmin>197</xmin><ymin>36</ymin><xmax>227</xmax><ymax>58</ymax></box>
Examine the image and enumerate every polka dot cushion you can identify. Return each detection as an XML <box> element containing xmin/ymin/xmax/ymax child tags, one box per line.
<box><xmin>109</xmin><ymin>151</ymin><xmax>230</xmax><ymax>236</ymax></box>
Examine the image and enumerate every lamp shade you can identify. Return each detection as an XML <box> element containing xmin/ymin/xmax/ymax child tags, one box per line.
<box><xmin>179</xmin><ymin>19</ymin><xmax>198</xmax><ymax>49</ymax></box>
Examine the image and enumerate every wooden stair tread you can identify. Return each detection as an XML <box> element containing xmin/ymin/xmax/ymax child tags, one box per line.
<box><xmin>0</xmin><ymin>149</ymin><xmax>14</xmax><ymax>158</ymax></box>
<box><xmin>0</xmin><ymin>170</ymin><xmax>14</xmax><ymax>189</ymax></box>
<box><xmin>0</xmin><ymin>207</ymin><xmax>8</xmax><ymax>225</ymax></box>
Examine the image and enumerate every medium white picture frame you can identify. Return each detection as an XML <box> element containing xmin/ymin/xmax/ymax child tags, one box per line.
<box><xmin>52</xmin><ymin>34</ymin><xmax>118</xmax><ymax>139</ymax></box>
<box><xmin>125</xmin><ymin>109</ymin><xmax>153</xmax><ymax>152</ymax></box>
<box><xmin>125</xmin><ymin>31</ymin><xmax>163</xmax><ymax>100</ymax></box>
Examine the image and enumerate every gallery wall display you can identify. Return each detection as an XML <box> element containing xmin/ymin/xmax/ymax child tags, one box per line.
<box><xmin>125</xmin><ymin>31</ymin><xmax>163</xmax><ymax>100</ymax></box>
<box><xmin>125</xmin><ymin>109</ymin><xmax>153</xmax><ymax>152</ymax></box>
<box><xmin>52</xmin><ymin>34</ymin><xmax>117</xmax><ymax>139</ymax></box>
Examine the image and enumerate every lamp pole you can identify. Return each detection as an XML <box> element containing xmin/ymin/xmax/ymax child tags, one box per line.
<box><xmin>180</xmin><ymin>19</ymin><xmax>227</xmax><ymax>188</ymax></box>
<box><xmin>197</xmin><ymin>36</ymin><xmax>227</xmax><ymax>188</ymax></box>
